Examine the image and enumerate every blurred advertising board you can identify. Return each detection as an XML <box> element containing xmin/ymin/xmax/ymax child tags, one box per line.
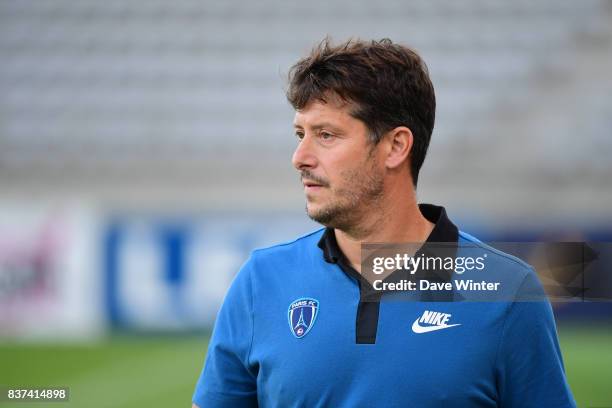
<box><xmin>0</xmin><ymin>204</ymin><xmax>103</xmax><ymax>340</ymax></box>
<box><xmin>103</xmin><ymin>213</ymin><xmax>315</xmax><ymax>331</ymax></box>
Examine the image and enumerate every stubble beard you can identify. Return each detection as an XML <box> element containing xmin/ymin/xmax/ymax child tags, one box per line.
<box><xmin>306</xmin><ymin>159</ymin><xmax>385</xmax><ymax>235</ymax></box>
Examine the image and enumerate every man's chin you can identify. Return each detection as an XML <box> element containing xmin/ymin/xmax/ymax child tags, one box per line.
<box><xmin>306</xmin><ymin>205</ymin><xmax>328</xmax><ymax>224</ymax></box>
<box><xmin>306</xmin><ymin>204</ymin><xmax>342</xmax><ymax>228</ymax></box>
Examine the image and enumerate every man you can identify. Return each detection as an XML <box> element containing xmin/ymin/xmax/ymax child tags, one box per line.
<box><xmin>192</xmin><ymin>38</ymin><xmax>576</xmax><ymax>407</ymax></box>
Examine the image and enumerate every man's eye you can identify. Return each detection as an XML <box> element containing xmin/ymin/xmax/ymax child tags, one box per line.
<box><xmin>295</xmin><ymin>132</ymin><xmax>305</xmax><ymax>141</ymax></box>
<box><xmin>320</xmin><ymin>132</ymin><xmax>334</xmax><ymax>140</ymax></box>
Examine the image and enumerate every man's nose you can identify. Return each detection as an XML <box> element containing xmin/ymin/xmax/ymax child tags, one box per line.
<box><xmin>292</xmin><ymin>135</ymin><xmax>317</xmax><ymax>171</ymax></box>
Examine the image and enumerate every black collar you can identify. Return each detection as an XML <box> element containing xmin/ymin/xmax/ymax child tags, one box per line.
<box><xmin>317</xmin><ymin>203</ymin><xmax>459</xmax><ymax>265</ymax></box>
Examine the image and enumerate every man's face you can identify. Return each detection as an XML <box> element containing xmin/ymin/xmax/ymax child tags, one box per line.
<box><xmin>292</xmin><ymin>99</ymin><xmax>385</xmax><ymax>230</ymax></box>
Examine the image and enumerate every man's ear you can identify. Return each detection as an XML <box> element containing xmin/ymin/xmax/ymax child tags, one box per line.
<box><xmin>384</xmin><ymin>126</ymin><xmax>413</xmax><ymax>169</ymax></box>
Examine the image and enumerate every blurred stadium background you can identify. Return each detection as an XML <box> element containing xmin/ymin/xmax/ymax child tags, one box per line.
<box><xmin>1</xmin><ymin>0</ymin><xmax>611</xmax><ymax>407</ymax></box>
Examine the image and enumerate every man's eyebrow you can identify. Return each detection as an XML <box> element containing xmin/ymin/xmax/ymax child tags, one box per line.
<box><xmin>293</xmin><ymin>122</ymin><xmax>342</xmax><ymax>131</ymax></box>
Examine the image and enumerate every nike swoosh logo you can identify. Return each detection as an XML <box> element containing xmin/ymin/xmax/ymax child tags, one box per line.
<box><xmin>411</xmin><ymin>319</ymin><xmax>461</xmax><ymax>334</ymax></box>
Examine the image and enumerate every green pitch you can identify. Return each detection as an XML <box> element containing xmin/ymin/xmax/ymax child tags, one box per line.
<box><xmin>0</xmin><ymin>325</ymin><xmax>610</xmax><ymax>407</ymax></box>
<box><xmin>557</xmin><ymin>324</ymin><xmax>612</xmax><ymax>407</ymax></box>
<box><xmin>0</xmin><ymin>334</ymin><xmax>209</xmax><ymax>407</ymax></box>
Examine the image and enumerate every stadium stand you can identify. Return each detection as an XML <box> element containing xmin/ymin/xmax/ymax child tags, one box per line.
<box><xmin>1</xmin><ymin>0</ymin><xmax>611</xmax><ymax>223</ymax></box>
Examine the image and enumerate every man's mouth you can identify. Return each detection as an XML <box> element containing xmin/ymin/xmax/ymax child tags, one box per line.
<box><xmin>303</xmin><ymin>180</ymin><xmax>323</xmax><ymax>188</ymax></box>
<box><xmin>300</xmin><ymin>171</ymin><xmax>328</xmax><ymax>190</ymax></box>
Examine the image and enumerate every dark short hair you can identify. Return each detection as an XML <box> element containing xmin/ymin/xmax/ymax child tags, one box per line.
<box><xmin>287</xmin><ymin>38</ymin><xmax>435</xmax><ymax>187</ymax></box>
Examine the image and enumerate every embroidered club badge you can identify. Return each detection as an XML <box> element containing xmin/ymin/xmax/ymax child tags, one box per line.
<box><xmin>288</xmin><ymin>298</ymin><xmax>319</xmax><ymax>338</ymax></box>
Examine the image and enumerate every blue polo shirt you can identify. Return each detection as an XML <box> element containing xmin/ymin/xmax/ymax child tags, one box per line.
<box><xmin>193</xmin><ymin>204</ymin><xmax>576</xmax><ymax>407</ymax></box>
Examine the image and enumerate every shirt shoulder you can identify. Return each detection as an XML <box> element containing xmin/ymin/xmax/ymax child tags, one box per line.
<box><xmin>250</xmin><ymin>227</ymin><xmax>325</xmax><ymax>259</ymax></box>
<box><xmin>457</xmin><ymin>230</ymin><xmax>541</xmax><ymax>300</ymax></box>
<box><xmin>458</xmin><ymin>230</ymin><xmax>534</xmax><ymax>272</ymax></box>
<box><xmin>239</xmin><ymin>228</ymin><xmax>326</xmax><ymax>280</ymax></box>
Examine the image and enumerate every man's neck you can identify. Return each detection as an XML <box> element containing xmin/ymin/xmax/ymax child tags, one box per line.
<box><xmin>334</xmin><ymin>197</ymin><xmax>434</xmax><ymax>273</ymax></box>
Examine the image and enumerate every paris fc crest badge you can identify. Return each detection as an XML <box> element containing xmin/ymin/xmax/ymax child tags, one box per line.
<box><xmin>288</xmin><ymin>298</ymin><xmax>319</xmax><ymax>338</ymax></box>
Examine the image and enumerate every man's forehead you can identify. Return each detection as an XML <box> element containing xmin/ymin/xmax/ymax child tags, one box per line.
<box><xmin>293</xmin><ymin>98</ymin><xmax>354</xmax><ymax>127</ymax></box>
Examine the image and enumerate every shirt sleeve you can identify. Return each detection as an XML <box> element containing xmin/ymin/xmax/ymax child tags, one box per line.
<box><xmin>496</xmin><ymin>270</ymin><xmax>577</xmax><ymax>408</ymax></box>
<box><xmin>192</xmin><ymin>256</ymin><xmax>258</xmax><ymax>408</ymax></box>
